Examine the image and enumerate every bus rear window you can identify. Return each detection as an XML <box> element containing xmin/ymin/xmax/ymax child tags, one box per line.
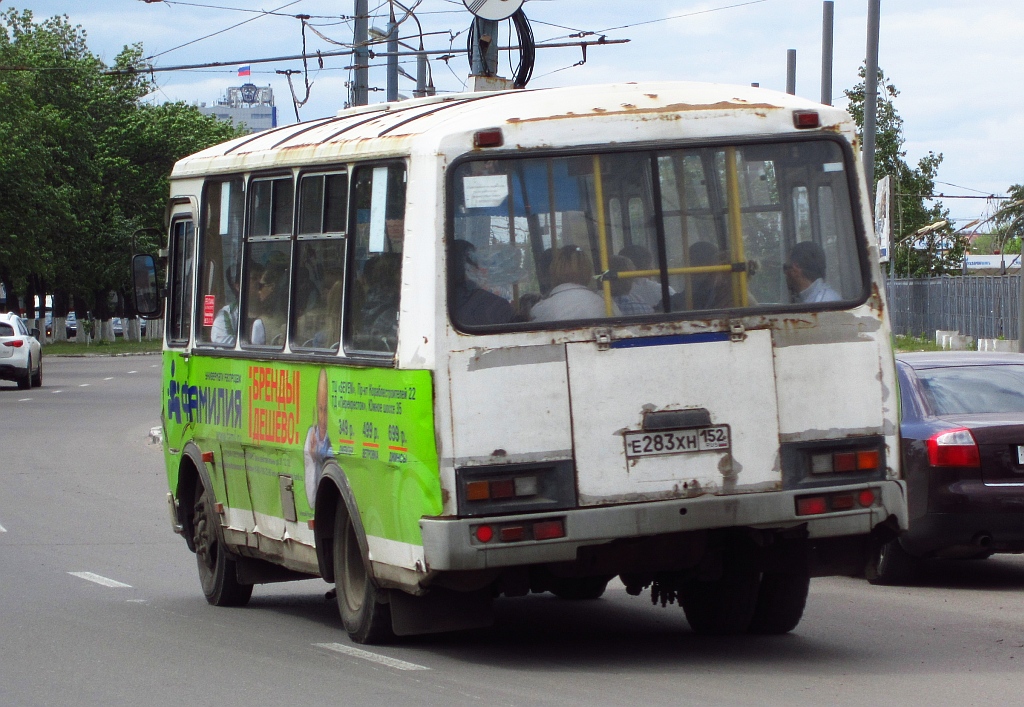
<box><xmin>449</xmin><ymin>139</ymin><xmax>865</xmax><ymax>330</ymax></box>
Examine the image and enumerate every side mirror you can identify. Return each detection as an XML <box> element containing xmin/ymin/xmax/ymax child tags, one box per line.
<box><xmin>30</xmin><ymin>328</ymin><xmax>40</xmax><ymax>340</ymax></box>
<box><xmin>132</xmin><ymin>254</ymin><xmax>162</xmax><ymax>319</ymax></box>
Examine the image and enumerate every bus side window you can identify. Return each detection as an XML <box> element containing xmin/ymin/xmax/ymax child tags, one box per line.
<box><xmin>167</xmin><ymin>218</ymin><xmax>195</xmax><ymax>345</ymax></box>
<box><xmin>242</xmin><ymin>176</ymin><xmax>294</xmax><ymax>349</ymax></box>
<box><xmin>197</xmin><ymin>178</ymin><xmax>244</xmax><ymax>347</ymax></box>
<box><xmin>345</xmin><ymin>162</ymin><xmax>406</xmax><ymax>356</ymax></box>
<box><xmin>292</xmin><ymin>172</ymin><xmax>348</xmax><ymax>351</ymax></box>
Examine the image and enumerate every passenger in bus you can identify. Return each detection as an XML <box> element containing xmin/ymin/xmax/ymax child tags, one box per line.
<box><xmin>618</xmin><ymin>244</ymin><xmax>670</xmax><ymax>309</ymax></box>
<box><xmin>308</xmin><ymin>279</ymin><xmax>343</xmax><ymax>350</ymax></box>
<box><xmin>609</xmin><ymin>255</ymin><xmax>654</xmax><ymax>315</ymax></box>
<box><xmin>671</xmin><ymin>241</ymin><xmax>733</xmax><ymax>311</ymax></box>
<box><xmin>250</xmin><ymin>260</ymin><xmax>288</xmax><ymax>345</ymax></box>
<box><xmin>304</xmin><ymin>368</ymin><xmax>334</xmax><ymax>509</ymax></box>
<box><xmin>210</xmin><ymin>272</ymin><xmax>240</xmax><ymax>345</ymax></box>
<box><xmin>449</xmin><ymin>240</ymin><xmax>514</xmax><ymax>326</ymax></box>
<box><xmin>530</xmin><ymin>245</ymin><xmax>620</xmax><ymax>321</ymax></box>
<box><xmin>785</xmin><ymin>241</ymin><xmax>841</xmax><ymax>303</ymax></box>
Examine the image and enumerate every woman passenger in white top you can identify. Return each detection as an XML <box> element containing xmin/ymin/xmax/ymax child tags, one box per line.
<box><xmin>530</xmin><ymin>245</ymin><xmax>621</xmax><ymax>322</ymax></box>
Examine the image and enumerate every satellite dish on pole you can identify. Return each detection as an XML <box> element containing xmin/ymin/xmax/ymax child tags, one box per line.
<box><xmin>463</xmin><ymin>0</ymin><xmax>524</xmax><ymax>21</ymax></box>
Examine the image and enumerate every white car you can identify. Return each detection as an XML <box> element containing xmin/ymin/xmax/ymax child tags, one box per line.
<box><xmin>0</xmin><ymin>312</ymin><xmax>42</xmax><ymax>389</ymax></box>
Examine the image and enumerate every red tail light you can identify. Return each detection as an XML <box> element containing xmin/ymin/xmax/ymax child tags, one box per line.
<box><xmin>927</xmin><ymin>428</ymin><xmax>980</xmax><ymax>467</ymax></box>
<box><xmin>3</xmin><ymin>339</ymin><xmax>24</xmax><ymax>348</ymax></box>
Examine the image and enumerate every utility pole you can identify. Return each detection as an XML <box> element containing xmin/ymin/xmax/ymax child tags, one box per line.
<box><xmin>470</xmin><ymin>17</ymin><xmax>500</xmax><ymax>77</ymax></box>
<box><xmin>386</xmin><ymin>6</ymin><xmax>398</xmax><ymax>102</ymax></box>
<box><xmin>864</xmin><ymin>0</ymin><xmax>881</xmax><ymax>206</ymax></box>
<box><xmin>352</xmin><ymin>0</ymin><xmax>369</xmax><ymax>106</ymax></box>
<box><xmin>821</xmin><ymin>1</ymin><xmax>834</xmax><ymax>105</ymax></box>
<box><xmin>786</xmin><ymin>49</ymin><xmax>796</xmax><ymax>95</ymax></box>
<box><xmin>415</xmin><ymin>51</ymin><xmax>428</xmax><ymax>97</ymax></box>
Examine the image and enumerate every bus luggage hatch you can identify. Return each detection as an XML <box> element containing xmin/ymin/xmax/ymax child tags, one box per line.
<box><xmin>566</xmin><ymin>329</ymin><xmax>781</xmax><ymax>506</ymax></box>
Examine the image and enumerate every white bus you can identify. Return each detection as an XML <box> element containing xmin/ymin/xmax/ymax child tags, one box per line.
<box><xmin>137</xmin><ymin>81</ymin><xmax>906</xmax><ymax>644</ymax></box>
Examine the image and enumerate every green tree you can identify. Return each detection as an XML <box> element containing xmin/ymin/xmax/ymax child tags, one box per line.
<box><xmin>845</xmin><ymin>66</ymin><xmax>966</xmax><ymax>276</ymax></box>
<box><xmin>0</xmin><ymin>8</ymin><xmax>245</xmax><ymax>335</ymax></box>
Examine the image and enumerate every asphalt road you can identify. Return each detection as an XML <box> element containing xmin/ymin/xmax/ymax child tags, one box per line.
<box><xmin>2</xmin><ymin>355</ymin><xmax>1023</xmax><ymax>706</ymax></box>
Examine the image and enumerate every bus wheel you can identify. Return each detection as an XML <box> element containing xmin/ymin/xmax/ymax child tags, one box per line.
<box><xmin>193</xmin><ymin>481</ymin><xmax>253</xmax><ymax>607</ymax></box>
<box><xmin>550</xmin><ymin>576</ymin><xmax>612</xmax><ymax>600</ymax></box>
<box><xmin>747</xmin><ymin>568</ymin><xmax>810</xmax><ymax>634</ymax></box>
<box><xmin>681</xmin><ymin>550</ymin><xmax>759</xmax><ymax>635</ymax></box>
<box><xmin>333</xmin><ymin>506</ymin><xmax>394</xmax><ymax>644</ymax></box>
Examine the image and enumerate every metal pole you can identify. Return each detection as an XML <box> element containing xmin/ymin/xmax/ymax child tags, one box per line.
<box><xmin>353</xmin><ymin>0</ymin><xmax>369</xmax><ymax>106</ymax></box>
<box><xmin>386</xmin><ymin>6</ymin><xmax>398</xmax><ymax>102</ymax></box>
<box><xmin>415</xmin><ymin>51</ymin><xmax>427</xmax><ymax>97</ymax></box>
<box><xmin>471</xmin><ymin>18</ymin><xmax>500</xmax><ymax>76</ymax></box>
<box><xmin>821</xmin><ymin>1</ymin><xmax>834</xmax><ymax>105</ymax></box>
<box><xmin>786</xmin><ymin>49</ymin><xmax>796</xmax><ymax>95</ymax></box>
<box><xmin>864</xmin><ymin>0</ymin><xmax>881</xmax><ymax>206</ymax></box>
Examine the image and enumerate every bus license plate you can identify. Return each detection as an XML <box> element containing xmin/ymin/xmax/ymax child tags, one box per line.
<box><xmin>624</xmin><ymin>425</ymin><xmax>731</xmax><ymax>459</ymax></box>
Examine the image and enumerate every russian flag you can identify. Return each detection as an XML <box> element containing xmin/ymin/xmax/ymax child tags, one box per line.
<box><xmin>238</xmin><ymin>65</ymin><xmax>251</xmax><ymax>77</ymax></box>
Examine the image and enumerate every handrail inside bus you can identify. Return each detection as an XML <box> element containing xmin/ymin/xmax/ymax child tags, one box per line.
<box><xmin>724</xmin><ymin>146</ymin><xmax>749</xmax><ymax>307</ymax></box>
<box><xmin>591</xmin><ymin>154</ymin><xmax>614</xmax><ymax>317</ymax></box>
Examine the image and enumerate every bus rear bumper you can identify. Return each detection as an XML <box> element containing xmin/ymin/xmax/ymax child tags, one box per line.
<box><xmin>420</xmin><ymin>480</ymin><xmax>906</xmax><ymax>571</ymax></box>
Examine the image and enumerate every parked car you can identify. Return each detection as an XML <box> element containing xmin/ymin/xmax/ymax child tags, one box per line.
<box><xmin>65</xmin><ymin>312</ymin><xmax>77</xmax><ymax>338</ymax></box>
<box><xmin>868</xmin><ymin>352</ymin><xmax>1024</xmax><ymax>584</ymax></box>
<box><xmin>0</xmin><ymin>312</ymin><xmax>42</xmax><ymax>389</ymax></box>
<box><xmin>112</xmin><ymin>317</ymin><xmax>123</xmax><ymax>337</ymax></box>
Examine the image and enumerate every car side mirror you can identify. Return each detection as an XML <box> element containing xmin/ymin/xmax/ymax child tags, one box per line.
<box><xmin>30</xmin><ymin>328</ymin><xmax>40</xmax><ymax>340</ymax></box>
<box><xmin>133</xmin><ymin>254</ymin><xmax>162</xmax><ymax>319</ymax></box>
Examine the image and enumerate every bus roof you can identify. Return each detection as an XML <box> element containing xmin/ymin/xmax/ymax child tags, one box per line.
<box><xmin>171</xmin><ymin>81</ymin><xmax>853</xmax><ymax>179</ymax></box>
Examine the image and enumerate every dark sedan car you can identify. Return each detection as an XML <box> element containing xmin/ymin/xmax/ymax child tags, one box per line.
<box><xmin>868</xmin><ymin>352</ymin><xmax>1024</xmax><ymax>584</ymax></box>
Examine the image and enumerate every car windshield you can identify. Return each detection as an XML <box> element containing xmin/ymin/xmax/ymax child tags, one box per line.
<box><xmin>449</xmin><ymin>138</ymin><xmax>865</xmax><ymax>329</ymax></box>
<box><xmin>917</xmin><ymin>364</ymin><xmax>1024</xmax><ymax>415</ymax></box>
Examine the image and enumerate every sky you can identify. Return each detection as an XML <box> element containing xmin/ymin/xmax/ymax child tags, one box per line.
<box><xmin>9</xmin><ymin>0</ymin><xmax>1024</xmax><ymax>227</ymax></box>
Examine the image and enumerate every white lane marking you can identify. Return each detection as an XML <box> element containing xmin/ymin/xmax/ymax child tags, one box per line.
<box><xmin>128</xmin><ymin>371</ymin><xmax>137</xmax><ymax>374</ymax></box>
<box><xmin>150</xmin><ymin>364</ymin><xmax>158</xmax><ymax>368</ymax></box>
<box><xmin>0</xmin><ymin>523</ymin><xmax>6</xmax><ymax>533</ymax></box>
<box><xmin>18</xmin><ymin>398</ymin><xmax>31</xmax><ymax>402</ymax></box>
<box><xmin>51</xmin><ymin>390</ymin><xmax>62</xmax><ymax>394</ymax></box>
<box><xmin>313</xmin><ymin>643</ymin><xmax>430</xmax><ymax>671</ymax></box>
<box><xmin>104</xmin><ymin>377</ymin><xmax>114</xmax><ymax>381</ymax></box>
<box><xmin>79</xmin><ymin>383</ymin><xmax>90</xmax><ymax>387</ymax></box>
<box><xmin>68</xmin><ymin>571</ymin><xmax>132</xmax><ymax>588</ymax></box>
<box><xmin>126</xmin><ymin>599</ymin><xmax>147</xmax><ymax>603</ymax></box>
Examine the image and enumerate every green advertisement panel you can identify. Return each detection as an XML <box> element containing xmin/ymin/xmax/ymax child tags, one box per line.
<box><xmin>163</xmin><ymin>350</ymin><xmax>441</xmax><ymax>546</ymax></box>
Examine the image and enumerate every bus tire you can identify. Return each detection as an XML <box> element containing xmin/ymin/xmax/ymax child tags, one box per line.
<box><xmin>550</xmin><ymin>576</ymin><xmax>612</xmax><ymax>600</ymax></box>
<box><xmin>681</xmin><ymin>550</ymin><xmax>760</xmax><ymax>635</ymax></box>
<box><xmin>193</xmin><ymin>481</ymin><xmax>253</xmax><ymax>607</ymax></box>
<box><xmin>866</xmin><ymin>538</ymin><xmax>918</xmax><ymax>586</ymax></box>
<box><xmin>747</xmin><ymin>568</ymin><xmax>810</xmax><ymax>635</ymax></box>
<box><xmin>333</xmin><ymin>505</ymin><xmax>394</xmax><ymax>644</ymax></box>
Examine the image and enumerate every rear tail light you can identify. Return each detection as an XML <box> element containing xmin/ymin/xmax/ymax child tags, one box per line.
<box><xmin>810</xmin><ymin>448</ymin><xmax>881</xmax><ymax>474</ymax></box>
<box><xmin>796</xmin><ymin>488</ymin><xmax>879</xmax><ymax>516</ymax></box>
<box><xmin>472</xmin><ymin>518</ymin><xmax>566</xmax><ymax>544</ymax></box>
<box><xmin>464</xmin><ymin>476</ymin><xmax>539</xmax><ymax>502</ymax></box>
<box><xmin>927</xmin><ymin>428</ymin><xmax>980</xmax><ymax>467</ymax></box>
<box><xmin>3</xmin><ymin>340</ymin><xmax>24</xmax><ymax>348</ymax></box>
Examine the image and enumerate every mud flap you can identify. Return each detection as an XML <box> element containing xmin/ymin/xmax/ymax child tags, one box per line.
<box><xmin>389</xmin><ymin>587</ymin><xmax>494</xmax><ymax>636</ymax></box>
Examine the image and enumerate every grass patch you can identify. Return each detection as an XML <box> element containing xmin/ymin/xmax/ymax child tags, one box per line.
<box><xmin>894</xmin><ymin>334</ymin><xmax>943</xmax><ymax>353</ymax></box>
<box><xmin>43</xmin><ymin>339</ymin><xmax>162</xmax><ymax>356</ymax></box>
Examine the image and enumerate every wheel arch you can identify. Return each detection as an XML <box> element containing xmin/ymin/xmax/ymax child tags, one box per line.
<box><xmin>176</xmin><ymin>442</ymin><xmax>214</xmax><ymax>553</ymax></box>
<box><xmin>314</xmin><ymin>461</ymin><xmax>372</xmax><ymax>585</ymax></box>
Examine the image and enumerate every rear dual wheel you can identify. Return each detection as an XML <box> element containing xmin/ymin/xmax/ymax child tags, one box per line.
<box><xmin>193</xmin><ymin>481</ymin><xmax>253</xmax><ymax>607</ymax></box>
<box><xmin>682</xmin><ymin>543</ymin><xmax>809</xmax><ymax>636</ymax></box>
<box><xmin>334</xmin><ymin>506</ymin><xmax>393</xmax><ymax>644</ymax></box>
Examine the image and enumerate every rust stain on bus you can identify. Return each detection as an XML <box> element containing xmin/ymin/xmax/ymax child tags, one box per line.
<box><xmin>506</xmin><ymin>101</ymin><xmax>783</xmax><ymax>124</ymax></box>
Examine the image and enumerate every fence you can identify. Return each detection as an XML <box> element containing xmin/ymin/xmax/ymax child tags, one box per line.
<box><xmin>885</xmin><ymin>275</ymin><xmax>1020</xmax><ymax>341</ymax></box>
